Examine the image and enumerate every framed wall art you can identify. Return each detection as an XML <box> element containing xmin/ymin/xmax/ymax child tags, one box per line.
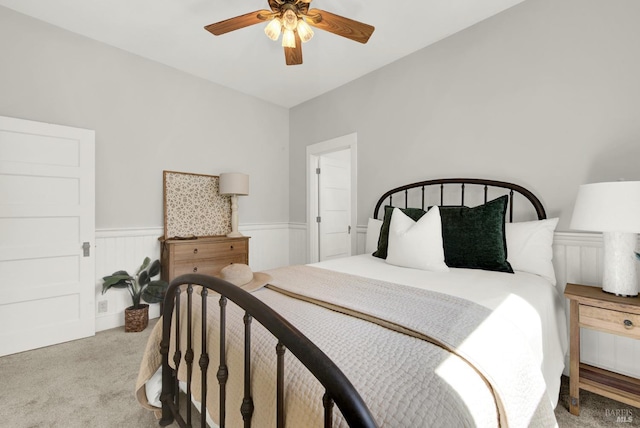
<box><xmin>163</xmin><ymin>170</ymin><xmax>231</xmax><ymax>238</ymax></box>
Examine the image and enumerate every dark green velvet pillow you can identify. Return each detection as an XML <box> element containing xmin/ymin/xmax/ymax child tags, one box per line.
<box><xmin>439</xmin><ymin>195</ymin><xmax>513</xmax><ymax>273</ymax></box>
<box><xmin>372</xmin><ymin>206</ymin><xmax>426</xmax><ymax>259</ymax></box>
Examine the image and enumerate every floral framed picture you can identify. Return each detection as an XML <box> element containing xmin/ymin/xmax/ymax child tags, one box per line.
<box><xmin>163</xmin><ymin>170</ymin><xmax>231</xmax><ymax>238</ymax></box>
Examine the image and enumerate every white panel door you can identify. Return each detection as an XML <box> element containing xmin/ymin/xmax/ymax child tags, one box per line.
<box><xmin>0</xmin><ymin>116</ymin><xmax>95</xmax><ymax>356</ymax></box>
<box><xmin>318</xmin><ymin>151</ymin><xmax>351</xmax><ymax>261</ymax></box>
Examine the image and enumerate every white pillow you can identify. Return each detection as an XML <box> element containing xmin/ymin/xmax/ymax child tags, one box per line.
<box><xmin>365</xmin><ymin>218</ymin><xmax>383</xmax><ymax>254</ymax></box>
<box><xmin>386</xmin><ymin>207</ymin><xmax>449</xmax><ymax>272</ymax></box>
<box><xmin>506</xmin><ymin>218</ymin><xmax>559</xmax><ymax>285</ymax></box>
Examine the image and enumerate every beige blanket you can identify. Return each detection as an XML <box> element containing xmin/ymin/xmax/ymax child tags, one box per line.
<box><xmin>136</xmin><ymin>265</ymin><xmax>556</xmax><ymax>427</ymax></box>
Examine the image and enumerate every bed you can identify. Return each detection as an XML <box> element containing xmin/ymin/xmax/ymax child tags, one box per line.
<box><xmin>136</xmin><ymin>178</ymin><xmax>568</xmax><ymax>427</ymax></box>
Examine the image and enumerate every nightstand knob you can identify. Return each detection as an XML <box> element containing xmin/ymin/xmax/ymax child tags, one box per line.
<box><xmin>193</xmin><ymin>267</ymin><xmax>198</xmax><ymax>273</ymax></box>
<box><xmin>624</xmin><ymin>319</ymin><xmax>633</xmax><ymax>329</ymax></box>
<box><xmin>193</xmin><ymin>248</ymin><xmax>198</xmax><ymax>254</ymax></box>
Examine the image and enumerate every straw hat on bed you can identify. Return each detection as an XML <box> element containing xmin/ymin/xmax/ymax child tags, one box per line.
<box><xmin>219</xmin><ymin>263</ymin><xmax>271</xmax><ymax>292</ymax></box>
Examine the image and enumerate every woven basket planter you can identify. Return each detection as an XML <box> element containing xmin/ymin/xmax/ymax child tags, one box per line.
<box><xmin>124</xmin><ymin>304</ymin><xmax>149</xmax><ymax>332</ymax></box>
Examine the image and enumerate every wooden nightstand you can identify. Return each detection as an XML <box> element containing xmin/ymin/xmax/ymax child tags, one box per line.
<box><xmin>564</xmin><ymin>283</ymin><xmax>640</xmax><ymax>415</ymax></box>
<box><xmin>161</xmin><ymin>236</ymin><xmax>249</xmax><ymax>282</ymax></box>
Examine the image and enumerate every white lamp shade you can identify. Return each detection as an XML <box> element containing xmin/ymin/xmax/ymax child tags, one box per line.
<box><xmin>219</xmin><ymin>173</ymin><xmax>249</xmax><ymax>196</ymax></box>
<box><xmin>570</xmin><ymin>181</ymin><xmax>640</xmax><ymax>233</ymax></box>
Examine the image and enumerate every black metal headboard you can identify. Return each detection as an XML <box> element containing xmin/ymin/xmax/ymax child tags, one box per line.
<box><xmin>373</xmin><ymin>178</ymin><xmax>546</xmax><ymax>221</ymax></box>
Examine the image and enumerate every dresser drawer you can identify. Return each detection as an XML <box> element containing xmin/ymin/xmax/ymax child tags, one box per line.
<box><xmin>173</xmin><ymin>239</ymin><xmax>248</xmax><ymax>262</ymax></box>
<box><xmin>580</xmin><ymin>305</ymin><xmax>640</xmax><ymax>339</ymax></box>
<box><xmin>172</xmin><ymin>256</ymin><xmax>247</xmax><ymax>277</ymax></box>
<box><xmin>172</xmin><ymin>260</ymin><xmax>220</xmax><ymax>277</ymax></box>
<box><xmin>162</xmin><ymin>236</ymin><xmax>250</xmax><ymax>282</ymax></box>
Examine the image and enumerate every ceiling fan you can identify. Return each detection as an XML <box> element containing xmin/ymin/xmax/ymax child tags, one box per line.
<box><xmin>204</xmin><ymin>0</ymin><xmax>375</xmax><ymax>66</ymax></box>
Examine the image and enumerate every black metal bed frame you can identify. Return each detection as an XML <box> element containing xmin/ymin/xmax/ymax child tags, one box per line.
<box><xmin>159</xmin><ymin>273</ymin><xmax>378</xmax><ymax>428</ymax></box>
<box><xmin>373</xmin><ymin>178</ymin><xmax>546</xmax><ymax>221</ymax></box>
<box><xmin>158</xmin><ymin>178</ymin><xmax>546</xmax><ymax>428</ymax></box>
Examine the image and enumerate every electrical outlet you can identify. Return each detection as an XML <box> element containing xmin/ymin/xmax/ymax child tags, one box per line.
<box><xmin>98</xmin><ymin>300</ymin><xmax>108</xmax><ymax>313</ymax></box>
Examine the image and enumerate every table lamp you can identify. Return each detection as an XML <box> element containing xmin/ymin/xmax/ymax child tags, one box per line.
<box><xmin>219</xmin><ymin>173</ymin><xmax>249</xmax><ymax>238</ymax></box>
<box><xmin>570</xmin><ymin>181</ymin><xmax>640</xmax><ymax>296</ymax></box>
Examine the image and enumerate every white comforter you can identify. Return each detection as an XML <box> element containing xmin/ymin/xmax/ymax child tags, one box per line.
<box><xmin>142</xmin><ymin>254</ymin><xmax>568</xmax><ymax>426</ymax></box>
<box><xmin>310</xmin><ymin>254</ymin><xmax>569</xmax><ymax>409</ymax></box>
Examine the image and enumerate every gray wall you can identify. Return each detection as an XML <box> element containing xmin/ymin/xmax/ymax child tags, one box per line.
<box><xmin>3</xmin><ymin>0</ymin><xmax>639</xmax><ymax>233</ymax></box>
<box><xmin>289</xmin><ymin>0</ymin><xmax>640</xmax><ymax>230</ymax></box>
<box><xmin>0</xmin><ymin>6</ymin><xmax>290</xmax><ymax>229</ymax></box>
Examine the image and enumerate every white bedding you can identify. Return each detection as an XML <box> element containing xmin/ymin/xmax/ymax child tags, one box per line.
<box><xmin>144</xmin><ymin>253</ymin><xmax>568</xmax><ymax>424</ymax></box>
<box><xmin>310</xmin><ymin>253</ymin><xmax>569</xmax><ymax>408</ymax></box>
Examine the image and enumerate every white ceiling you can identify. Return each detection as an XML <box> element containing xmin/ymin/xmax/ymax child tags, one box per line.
<box><xmin>0</xmin><ymin>0</ymin><xmax>525</xmax><ymax>108</ymax></box>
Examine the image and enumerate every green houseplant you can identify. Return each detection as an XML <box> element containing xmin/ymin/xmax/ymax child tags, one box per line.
<box><xmin>102</xmin><ymin>257</ymin><xmax>169</xmax><ymax>332</ymax></box>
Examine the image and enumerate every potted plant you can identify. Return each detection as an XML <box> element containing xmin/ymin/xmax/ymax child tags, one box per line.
<box><xmin>102</xmin><ymin>257</ymin><xmax>169</xmax><ymax>332</ymax></box>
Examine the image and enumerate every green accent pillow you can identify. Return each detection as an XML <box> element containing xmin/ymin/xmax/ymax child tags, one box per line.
<box><xmin>439</xmin><ymin>195</ymin><xmax>513</xmax><ymax>273</ymax></box>
<box><xmin>372</xmin><ymin>206</ymin><xmax>426</xmax><ymax>259</ymax></box>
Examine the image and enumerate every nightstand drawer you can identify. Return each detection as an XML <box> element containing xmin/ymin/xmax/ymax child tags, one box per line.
<box><xmin>173</xmin><ymin>256</ymin><xmax>246</xmax><ymax>277</ymax></box>
<box><xmin>173</xmin><ymin>239</ymin><xmax>248</xmax><ymax>261</ymax></box>
<box><xmin>580</xmin><ymin>305</ymin><xmax>640</xmax><ymax>339</ymax></box>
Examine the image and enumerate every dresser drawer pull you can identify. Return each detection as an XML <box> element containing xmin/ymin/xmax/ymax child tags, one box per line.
<box><xmin>624</xmin><ymin>319</ymin><xmax>633</xmax><ymax>329</ymax></box>
<box><xmin>193</xmin><ymin>267</ymin><xmax>198</xmax><ymax>273</ymax></box>
<box><xmin>193</xmin><ymin>248</ymin><xmax>198</xmax><ymax>254</ymax></box>
<box><xmin>230</xmin><ymin>245</ymin><xmax>234</xmax><ymax>250</ymax></box>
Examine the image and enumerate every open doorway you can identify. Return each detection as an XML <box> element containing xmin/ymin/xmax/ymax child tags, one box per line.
<box><xmin>306</xmin><ymin>133</ymin><xmax>357</xmax><ymax>263</ymax></box>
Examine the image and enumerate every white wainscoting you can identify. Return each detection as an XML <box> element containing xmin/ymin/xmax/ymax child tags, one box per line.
<box><xmin>289</xmin><ymin>223</ymin><xmax>308</xmax><ymax>266</ymax></box>
<box><xmin>553</xmin><ymin>232</ymin><xmax>640</xmax><ymax>379</ymax></box>
<box><xmin>239</xmin><ymin>223</ymin><xmax>294</xmax><ymax>270</ymax></box>
<box><xmin>94</xmin><ymin>223</ymin><xmax>293</xmax><ymax>332</ymax></box>
<box><xmin>356</xmin><ymin>224</ymin><xmax>368</xmax><ymax>254</ymax></box>
<box><xmin>94</xmin><ymin>227</ymin><xmax>163</xmax><ymax>332</ymax></box>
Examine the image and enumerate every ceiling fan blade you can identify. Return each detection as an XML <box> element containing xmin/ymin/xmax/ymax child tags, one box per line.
<box><xmin>284</xmin><ymin>32</ymin><xmax>303</xmax><ymax>66</ymax></box>
<box><xmin>204</xmin><ymin>10</ymin><xmax>271</xmax><ymax>36</ymax></box>
<box><xmin>306</xmin><ymin>9</ymin><xmax>374</xmax><ymax>44</ymax></box>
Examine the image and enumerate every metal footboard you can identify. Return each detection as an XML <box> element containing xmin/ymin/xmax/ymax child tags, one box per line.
<box><xmin>158</xmin><ymin>273</ymin><xmax>378</xmax><ymax>428</ymax></box>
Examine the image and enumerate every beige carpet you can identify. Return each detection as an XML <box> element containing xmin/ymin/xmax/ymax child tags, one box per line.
<box><xmin>0</xmin><ymin>319</ymin><xmax>161</xmax><ymax>428</ymax></box>
<box><xmin>1</xmin><ymin>318</ymin><xmax>638</xmax><ymax>427</ymax></box>
<box><xmin>554</xmin><ymin>374</ymin><xmax>639</xmax><ymax>427</ymax></box>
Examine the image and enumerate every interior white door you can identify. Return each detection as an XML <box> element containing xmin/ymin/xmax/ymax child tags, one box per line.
<box><xmin>318</xmin><ymin>150</ymin><xmax>351</xmax><ymax>261</ymax></box>
<box><xmin>0</xmin><ymin>116</ymin><xmax>95</xmax><ymax>356</ymax></box>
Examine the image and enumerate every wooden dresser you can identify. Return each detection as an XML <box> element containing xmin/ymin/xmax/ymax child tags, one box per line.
<box><xmin>161</xmin><ymin>236</ymin><xmax>249</xmax><ymax>282</ymax></box>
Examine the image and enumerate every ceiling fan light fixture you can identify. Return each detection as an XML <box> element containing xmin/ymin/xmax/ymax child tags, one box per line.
<box><xmin>204</xmin><ymin>0</ymin><xmax>376</xmax><ymax>66</ymax></box>
<box><xmin>282</xmin><ymin>9</ymin><xmax>298</xmax><ymax>31</ymax></box>
<box><xmin>297</xmin><ymin>19</ymin><xmax>314</xmax><ymax>43</ymax></box>
<box><xmin>264</xmin><ymin>18</ymin><xmax>282</xmax><ymax>41</ymax></box>
<box><xmin>282</xmin><ymin>28</ymin><xmax>296</xmax><ymax>48</ymax></box>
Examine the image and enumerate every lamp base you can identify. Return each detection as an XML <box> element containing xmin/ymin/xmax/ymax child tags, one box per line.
<box><xmin>602</xmin><ymin>231</ymin><xmax>639</xmax><ymax>297</ymax></box>
<box><xmin>601</xmin><ymin>289</ymin><xmax>638</xmax><ymax>298</ymax></box>
<box><xmin>227</xmin><ymin>194</ymin><xmax>243</xmax><ymax>238</ymax></box>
